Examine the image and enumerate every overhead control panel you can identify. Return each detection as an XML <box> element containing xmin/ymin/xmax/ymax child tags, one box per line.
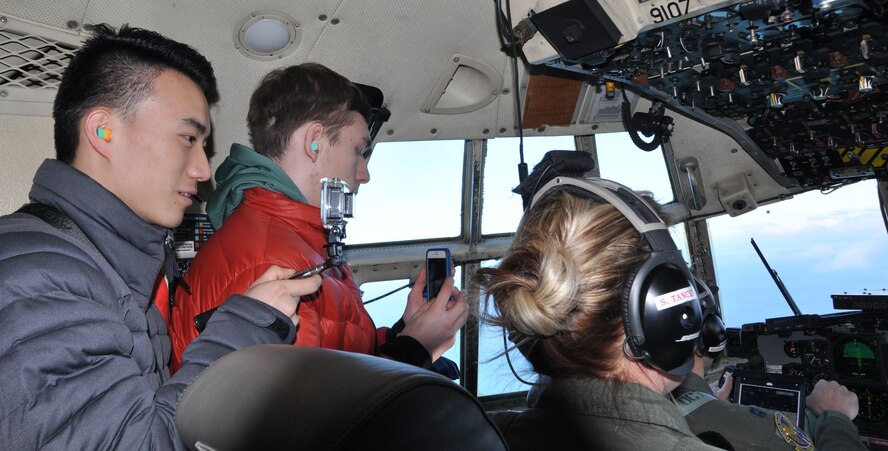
<box><xmin>515</xmin><ymin>0</ymin><xmax>888</xmax><ymax>190</ymax></box>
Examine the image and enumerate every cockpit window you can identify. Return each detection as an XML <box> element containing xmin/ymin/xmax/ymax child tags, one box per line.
<box><xmin>595</xmin><ymin>132</ymin><xmax>675</xmax><ymax>204</ymax></box>
<box><xmin>595</xmin><ymin>132</ymin><xmax>690</xmax><ymax>263</ymax></box>
<box><xmin>347</xmin><ymin>140</ymin><xmax>464</xmax><ymax>244</ymax></box>
<box><xmin>477</xmin><ymin>259</ymin><xmax>535</xmax><ymax>396</ymax></box>
<box><xmin>482</xmin><ymin>136</ymin><xmax>575</xmax><ymax>235</ymax></box>
<box><xmin>708</xmin><ymin>179</ymin><xmax>888</xmax><ymax>327</ymax></box>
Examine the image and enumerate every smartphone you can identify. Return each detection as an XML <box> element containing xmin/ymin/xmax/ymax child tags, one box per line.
<box><xmin>424</xmin><ymin>248</ymin><xmax>451</xmax><ymax>300</ymax></box>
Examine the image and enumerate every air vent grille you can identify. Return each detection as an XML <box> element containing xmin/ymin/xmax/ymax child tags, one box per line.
<box><xmin>0</xmin><ymin>28</ymin><xmax>78</xmax><ymax>90</ymax></box>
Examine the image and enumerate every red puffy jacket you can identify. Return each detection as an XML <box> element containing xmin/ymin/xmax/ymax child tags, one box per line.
<box><xmin>169</xmin><ymin>188</ymin><xmax>385</xmax><ymax>370</ymax></box>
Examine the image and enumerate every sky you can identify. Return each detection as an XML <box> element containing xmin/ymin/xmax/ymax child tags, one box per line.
<box><xmin>708</xmin><ymin>180</ymin><xmax>887</xmax><ymax>325</ymax></box>
<box><xmin>345</xmin><ymin>132</ymin><xmax>888</xmax><ymax>396</ymax></box>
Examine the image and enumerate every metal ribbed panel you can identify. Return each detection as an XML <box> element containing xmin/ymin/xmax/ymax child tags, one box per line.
<box><xmin>0</xmin><ymin>14</ymin><xmax>83</xmax><ymax>115</ymax></box>
<box><xmin>0</xmin><ymin>27</ymin><xmax>77</xmax><ymax>89</ymax></box>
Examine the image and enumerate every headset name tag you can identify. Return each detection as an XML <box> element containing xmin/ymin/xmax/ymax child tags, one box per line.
<box><xmin>654</xmin><ymin>286</ymin><xmax>697</xmax><ymax>311</ymax></box>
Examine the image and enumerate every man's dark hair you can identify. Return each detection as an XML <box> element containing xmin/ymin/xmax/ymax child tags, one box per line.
<box><xmin>247</xmin><ymin>63</ymin><xmax>370</xmax><ymax>160</ymax></box>
<box><xmin>53</xmin><ymin>24</ymin><xmax>219</xmax><ymax>164</ymax></box>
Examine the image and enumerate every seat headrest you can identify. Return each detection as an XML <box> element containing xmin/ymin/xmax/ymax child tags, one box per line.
<box><xmin>176</xmin><ymin>345</ymin><xmax>508</xmax><ymax>451</ymax></box>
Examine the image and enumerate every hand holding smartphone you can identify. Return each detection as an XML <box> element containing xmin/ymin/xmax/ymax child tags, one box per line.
<box><xmin>424</xmin><ymin>248</ymin><xmax>451</xmax><ymax>300</ymax></box>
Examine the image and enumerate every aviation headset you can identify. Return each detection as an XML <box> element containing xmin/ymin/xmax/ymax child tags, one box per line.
<box><xmin>693</xmin><ymin>275</ymin><xmax>728</xmax><ymax>360</ymax></box>
<box><xmin>528</xmin><ymin>176</ymin><xmax>703</xmax><ymax>376</ymax></box>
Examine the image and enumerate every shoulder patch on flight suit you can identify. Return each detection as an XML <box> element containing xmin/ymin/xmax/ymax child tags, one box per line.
<box><xmin>748</xmin><ymin>406</ymin><xmax>767</xmax><ymax>418</ymax></box>
<box><xmin>674</xmin><ymin>390</ymin><xmax>718</xmax><ymax>416</ymax></box>
<box><xmin>774</xmin><ymin>412</ymin><xmax>813</xmax><ymax>450</ymax></box>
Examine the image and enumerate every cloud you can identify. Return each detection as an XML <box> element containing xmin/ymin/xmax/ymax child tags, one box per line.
<box><xmin>711</xmin><ymin>207</ymin><xmax>881</xmax><ymax>242</ymax></box>
<box><xmin>708</xmin><ymin>179</ymin><xmax>884</xmax><ymax>241</ymax></box>
<box><xmin>812</xmin><ymin>243</ymin><xmax>877</xmax><ymax>272</ymax></box>
<box><xmin>795</xmin><ymin>244</ymin><xmax>834</xmax><ymax>260</ymax></box>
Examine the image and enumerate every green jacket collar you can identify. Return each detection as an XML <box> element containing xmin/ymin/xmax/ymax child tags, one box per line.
<box><xmin>207</xmin><ymin>143</ymin><xmax>306</xmax><ymax>229</ymax></box>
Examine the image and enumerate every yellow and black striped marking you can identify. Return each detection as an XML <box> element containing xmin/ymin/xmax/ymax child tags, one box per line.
<box><xmin>838</xmin><ymin>145</ymin><xmax>888</xmax><ymax>168</ymax></box>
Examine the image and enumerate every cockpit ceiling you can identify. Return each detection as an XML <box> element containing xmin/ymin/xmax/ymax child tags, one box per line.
<box><xmin>1</xmin><ymin>0</ymin><xmax>625</xmax><ymax>158</ymax></box>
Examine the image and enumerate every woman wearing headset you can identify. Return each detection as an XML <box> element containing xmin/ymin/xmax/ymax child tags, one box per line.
<box><xmin>476</xmin><ymin>172</ymin><xmax>724</xmax><ymax>450</ymax></box>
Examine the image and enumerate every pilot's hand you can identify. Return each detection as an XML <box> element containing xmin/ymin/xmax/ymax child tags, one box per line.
<box><xmin>400</xmin><ymin>277</ymin><xmax>468</xmax><ymax>361</ymax></box>
<box><xmin>244</xmin><ymin>265</ymin><xmax>322</xmax><ymax>324</ymax></box>
<box><xmin>806</xmin><ymin>379</ymin><xmax>859</xmax><ymax>420</ymax></box>
<box><xmin>711</xmin><ymin>371</ymin><xmax>733</xmax><ymax>401</ymax></box>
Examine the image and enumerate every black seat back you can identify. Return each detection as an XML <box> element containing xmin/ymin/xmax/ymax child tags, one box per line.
<box><xmin>488</xmin><ymin>408</ymin><xmax>585</xmax><ymax>451</ymax></box>
<box><xmin>176</xmin><ymin>345</ymin><xmax>509</xmax><ymax>451</ymax></box>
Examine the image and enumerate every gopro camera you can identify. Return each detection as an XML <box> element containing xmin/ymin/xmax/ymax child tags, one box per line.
<box><xmin>320</xmin><ymin>178</ymin><xmax>354</xmax><ymax>231</ymax></box>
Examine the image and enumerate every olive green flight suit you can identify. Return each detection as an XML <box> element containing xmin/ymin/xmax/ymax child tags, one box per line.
<box><xmin>490</xmin><ymin>377</ymin><xmax>725</xmax><ymax>450</ymax></box>
<box><xmin>673</xmin><ymin>372</ymin><xmax>867</xmax><ymax>450</ymax></box>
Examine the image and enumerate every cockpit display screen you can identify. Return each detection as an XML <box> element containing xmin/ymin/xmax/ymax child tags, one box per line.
<box><xmin>732</xmin><ymin>368</ymin><xmax>806</xmax><ymax>428</ymax></box>
<box><xmin>736</xmin><ymin>383</ymin><xmax>803</xmax><ymax>426</ymax></box>
<box><xmin>832</xmin><ymin>335</ymin><xmax>885</xmax><ymax>383</ymax></box>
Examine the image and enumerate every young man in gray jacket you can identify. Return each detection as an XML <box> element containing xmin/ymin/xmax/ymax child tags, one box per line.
<box><xmin>0</xmin><ymin>24</ymin><xmax>320</xmax><ymax>449</ymax></box>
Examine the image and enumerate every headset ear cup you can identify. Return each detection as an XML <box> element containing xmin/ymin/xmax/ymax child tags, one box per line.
<box><xmin>637</xmin><ymin>264</ymin><xmax>701</xmax><ymax>375</ymax></box>
<box><xmin>694</xmin><ymin>278</ymin><xmax>727</xmax><ymax>358</ymax></box>
<box><xmin>700</xmin><ymin>313</ymin><xmax>727</xmax><ymax>357</ymax></box>
<box><xmin>621</xmin><ymin>262</ymin><xmax>646</xmax><ymax>360</ymax></box>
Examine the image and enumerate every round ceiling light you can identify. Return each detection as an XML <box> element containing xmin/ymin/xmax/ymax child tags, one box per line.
<box><xmin>235</xmin><ymin>12</ymin><xmax>301</xmax><ymax>60</ymax></box>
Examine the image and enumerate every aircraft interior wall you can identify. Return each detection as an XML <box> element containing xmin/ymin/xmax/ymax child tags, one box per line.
<box><xmin>0</xmin><ymin>114</ymin><xmax>53</xmax><ymax>213</ymax></box>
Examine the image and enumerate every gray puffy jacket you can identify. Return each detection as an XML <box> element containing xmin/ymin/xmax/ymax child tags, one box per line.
<box><xmin>0</xmin><ymin>160</ymin><xmax>295</xmax><ymax>450</ymax></box>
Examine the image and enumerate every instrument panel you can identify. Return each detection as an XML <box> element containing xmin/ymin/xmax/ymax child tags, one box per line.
<box><xmin>728</xmin><ymin>311</ymin><xmax>888</xmax><ymax>438</ymax></box>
